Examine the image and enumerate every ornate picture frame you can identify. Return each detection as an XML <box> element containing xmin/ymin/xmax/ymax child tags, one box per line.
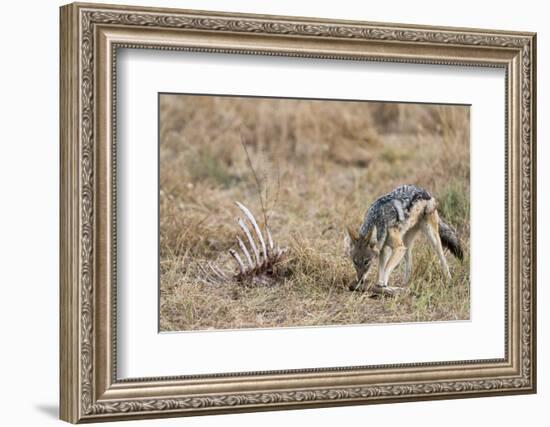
<box><xmin>60</xmin><ymin>2</ymin><xmax>536</xmax><ymax>423</ymax></box>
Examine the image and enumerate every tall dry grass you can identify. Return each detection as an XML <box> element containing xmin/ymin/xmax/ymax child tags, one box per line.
<box><xmin>159</xmin><ymin>95</ymin><xmax>470</xmax><ymax>331</ymax></box>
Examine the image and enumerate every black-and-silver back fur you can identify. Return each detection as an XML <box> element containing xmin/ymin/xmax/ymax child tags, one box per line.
<box><xmin>359</xmin><ymin>184</ymin><xmax>432</xmax><ymax>245</ymax></box>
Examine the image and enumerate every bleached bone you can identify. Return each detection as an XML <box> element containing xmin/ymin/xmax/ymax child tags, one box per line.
<box><xmin>198</xmin><ymin>202</ymin><xmax>287</xmax><ymax>286</ymax></box>
<box><xmin>228</xmin><ymin>249</ymin><xmax>246</xmax><ymax>274</ymax></box>
<box><xmin>237</xmin><ymin>236</ymin><xmax>254</xmax><ymax>268</ymax></box>
<box><xmin>235</xmin><ymin>201</ymin><xmax>268</xmax><ymax>261</ymax></box>
<box><xmin>197</xmin><ymin>263</ymin><xmax>222</xmax><ymax>285</ymax></box>
<box><xmin>265</xmin><ymin>226</ymin><xmax>274</xmax><ymax>253</ymax></box>
<box><xmin>237</xmin><ymin>218</ymin><xmax>261</xmax><ymax>264</ymax></box>
<box><xmin>209</xmin><ymin>262</ymin><xmax>229</xmax><ymax>280</ymax></box>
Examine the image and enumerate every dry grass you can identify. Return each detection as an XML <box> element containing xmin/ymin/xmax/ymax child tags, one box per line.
<box><xmin>159</xmin><ymin>95</ymin><xmax>470</xmax><ymax>331</ymax></box>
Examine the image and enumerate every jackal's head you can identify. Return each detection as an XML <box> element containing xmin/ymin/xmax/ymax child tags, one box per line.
<box><xmin>344</xmin><ymin>226</ymin><xmax>378</xmax><ymax>284</ymax></box>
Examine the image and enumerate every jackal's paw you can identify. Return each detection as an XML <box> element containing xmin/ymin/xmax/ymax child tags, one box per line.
<box><xmin>369</xmin><ymin>283</ymin><xmax>401</xmax><ymax>297</ymax></box>
<box><xmin>348</xmin><ymin>280</ymin><xmax>362</xmax><ymax>292</ymax></box>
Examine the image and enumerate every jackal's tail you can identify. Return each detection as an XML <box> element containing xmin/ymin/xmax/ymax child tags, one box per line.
<box><xmin>438</xmin><ymin>219</ymin><xmax>464</xmax><ymax>261</ymax></box>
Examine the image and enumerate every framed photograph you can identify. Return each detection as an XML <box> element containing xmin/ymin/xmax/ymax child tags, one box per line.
<box><xmin>60</xmin><ymin>2</ymin><xmax>537</xmax><ymax>423</ymax></box>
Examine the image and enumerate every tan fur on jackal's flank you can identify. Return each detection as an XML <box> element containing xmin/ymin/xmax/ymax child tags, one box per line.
<box><xmin>160</xmin><ymin>95</ymin><xmax>470</xmax><ymax>331</ymax></box>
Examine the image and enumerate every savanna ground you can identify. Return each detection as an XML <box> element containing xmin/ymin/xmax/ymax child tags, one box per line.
<box><xmin>159</xmin><ymin>94</ymin><xmax>470</xmax><ymax>331</ymax></box>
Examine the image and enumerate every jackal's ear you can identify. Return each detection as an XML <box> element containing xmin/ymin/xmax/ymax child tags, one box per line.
<box><xmin>344</xmin><ymin>226</ymin><xmax>358</xmax><ymax>257</ymax></box>
<box><xmin>363</xmin><ymin>227</ymin><xmax>374</xmax><ymax>243</ymax></box>
<box><xmin>345</xmin><ymin>226</ymin><xmax>359</xmax><ymax>243</ymax></box>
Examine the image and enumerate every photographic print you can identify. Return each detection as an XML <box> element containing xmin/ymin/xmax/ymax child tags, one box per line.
<box><xmin>159</xmin><ymin>94</ymin><xmax>470</xmax><ymax>332</ymax></box>
<box><xmin>60</xmin><ymin>4</ymin><xmax>536</xmax><ymax>421</ymax></box>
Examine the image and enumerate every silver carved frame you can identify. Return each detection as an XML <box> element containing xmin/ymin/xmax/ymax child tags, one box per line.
<box><xmin>60</xmin><ymin>2</ymin><xmax>537</xmax><ymax>423</ymax></box>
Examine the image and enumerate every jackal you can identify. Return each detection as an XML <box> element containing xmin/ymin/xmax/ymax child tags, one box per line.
<box><xmin>345</xmin><ymin>184</ymin><xmax>463</xmax><ymax>296</ymax></box>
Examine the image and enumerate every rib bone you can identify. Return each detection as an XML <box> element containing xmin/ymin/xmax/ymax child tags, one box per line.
<box><xmin>265</xmin><ymin>225</ymin><xmax>274</xmax><ymax>253</ymax></box>
<box><xmin>198</xmin><ymin>202</ymin><xmax>286</xmax><ymax>286</ymax></box>
<box><xmin>236</xmin><ymin>236</ymin><xmax>254</xmax><ymax>268</ymax></box>
<box><xmin>228</xmin><ymin>249</ymin><xmax>246</xmax><ymax>274</ymax></box>
<box><xmin>238</xmin><ymin>218</ymin><xmax>261</xmax><ymax>265</ymax></box>
<box><xmin>198</xmin><ymin>263</ymin><xmax>222</xmax><ymax>285</ymax></box>
<box><xmin>209</xmin><ymin>262</ymin><xmax>229</xmax><ymax>280</ymax></box>
<box><xmin>235</xmin><ymin>201</ymin><xmax>268</xmax><ymax>261</ymax></box>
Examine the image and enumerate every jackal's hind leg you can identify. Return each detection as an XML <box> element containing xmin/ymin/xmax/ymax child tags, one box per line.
<box><xmin>403</xmin><ymin>247</ymin><xmax>413</xmax><ymax>284</ymax></box>
<box><xmin>403</xmin><ymin>227</ymin><xmax>420</xmax><ymax>284</ymax></box>
<box><xmin>423</xmin><ymin>211</ymin><xmax>451</xmax><ymax>281</ymax></box>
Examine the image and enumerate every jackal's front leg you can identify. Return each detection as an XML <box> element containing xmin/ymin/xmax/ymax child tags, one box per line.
<box><xmin>371</xmin><ymin>228</ymin><xmax>404</xmax><ymax>296</ymax></box>
<box><xmin>373</xmin><ymin>245</ymin><xmax>391</xmax><ymax>289</ymax></box>
<box><xmin>381</xmin><ymin>245</ymin><xmax>406</xmax><ymax>286</ymax></box>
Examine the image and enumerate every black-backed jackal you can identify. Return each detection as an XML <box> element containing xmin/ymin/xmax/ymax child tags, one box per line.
<box><xmin>345</xmin><ymin>184</ymin><xmax>463</xmax><ymax>296</ymax></box>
